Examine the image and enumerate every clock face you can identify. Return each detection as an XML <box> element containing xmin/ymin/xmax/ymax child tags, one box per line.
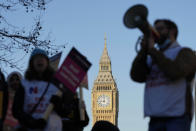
<box><xmin>97</xmin><ymin>94</ymin><xmax>110</xmax><ymax>107</ymax></box>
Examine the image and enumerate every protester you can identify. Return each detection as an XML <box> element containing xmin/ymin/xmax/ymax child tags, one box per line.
<box><xmin>91</xmin><ymin>120</ymin><xmax>119</xmax><ymax>131</ymax></box>
<box><xmin>4</xmin><ymin>71</ymin><xmax>22</xmax><ymax>131</ymax></box>
<box><xmin>130</xmin><ymin>19</ymin><xmax>196</xmax><ymax>131</ymax></box>
<box><xmin>12</xmin><ymin>48</ymin><xmax>70</xmax><ymax>131</ymax></box>
<box><xmin>58</xmin><ymin>92</ymin><xmax>89</xmax><ymax>131</ymax></box>
<box><xmin>0</xmin><ymin>70</ymin><xmax>8</xmax><ymax>130</ymax></box>
<box><xmin>7</xmin><ymin>71</ymin><xmax>22</xmax><ymax>91</ymax></box>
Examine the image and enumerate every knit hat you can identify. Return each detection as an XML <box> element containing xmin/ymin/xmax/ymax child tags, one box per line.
<box><xmin>31</xmin><ymin>48</ymin><xmax>48</xmax><ymax>58</ymax></box>
<box><xmin>7</xmin><ymin>71</ymin><xmax>22</xmax><ymax>82</ymax></box>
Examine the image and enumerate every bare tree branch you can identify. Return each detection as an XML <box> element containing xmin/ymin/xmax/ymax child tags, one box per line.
<box><xmin>0</xmin><ymin>0</ymin><xmax>66</xmax><ymax>73</ymax></box>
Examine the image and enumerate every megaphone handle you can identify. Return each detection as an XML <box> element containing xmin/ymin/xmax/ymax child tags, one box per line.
<box><xmin>142</xmin><ymin>35</ymin><xmax>150</xmax><ymax>54</ymax></box>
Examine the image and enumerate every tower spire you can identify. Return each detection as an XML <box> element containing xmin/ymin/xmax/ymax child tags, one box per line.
<box><xmin>104</xmin><ymin>33</ymin><xmax>107</xmax><ymax>49</ymax></box>
<box><xmin>100</xmin><ymin>34</ymin><xmax>111</xmax><ymax>65</ymax></box>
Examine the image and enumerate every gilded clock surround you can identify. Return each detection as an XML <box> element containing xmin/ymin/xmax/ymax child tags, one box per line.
<box><xmin>91</xmin><ymin>36</ymin><xmax>119</xmax><ymax>126</ymax></box>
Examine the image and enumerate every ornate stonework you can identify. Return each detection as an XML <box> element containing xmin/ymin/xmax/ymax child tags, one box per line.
<box><xmin>91</xmin><ymin>36</ymin><xmax>119</xmax><ymax>126</ymax></box>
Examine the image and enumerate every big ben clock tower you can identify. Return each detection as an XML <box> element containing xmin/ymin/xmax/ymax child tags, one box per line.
<box><xmin>92</xmin><ymin>36</ymin><xmax>119</xmax><ymax>126</ymax></box>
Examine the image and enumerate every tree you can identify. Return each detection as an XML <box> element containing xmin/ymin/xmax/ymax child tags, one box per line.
<box><xmin>0</xmin><ymin>0</ymin><xmax>65</xmax><ymax>72</ymax></box>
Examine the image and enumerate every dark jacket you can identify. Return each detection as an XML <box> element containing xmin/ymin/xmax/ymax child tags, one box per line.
<box><xmin>62</xmin><ymin>98</ymin><xmax>89</xmax><ymax>131</ymax></box>
<box><xmin>0</xmin><ymin>71</ymin><xmax>8</xmax><ymax>130</ymax></box>
<box><xmin>0</xmin><ymin>71</ymin><xmax>8</xmax><ymax>122</ymax></box>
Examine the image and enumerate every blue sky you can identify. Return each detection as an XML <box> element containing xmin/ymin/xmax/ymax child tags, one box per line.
<box><xmin>5</xmin><ymin>0</ymin><xmax>196</xmax><ymax>131</ymax></box>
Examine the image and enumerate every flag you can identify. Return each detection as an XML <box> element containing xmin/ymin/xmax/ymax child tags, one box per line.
<box><xmin>79</xmin><ymin>74</ymin><xmax>89</xmax><ymax>89</ymax></box>
<box><xmin>50</xmin><ymin>52</ymin><xmax>62</xmax><ymax>71</ymax></box>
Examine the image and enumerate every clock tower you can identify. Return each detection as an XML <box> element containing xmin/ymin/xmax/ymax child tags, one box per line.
<box><xmin>91</xmin><ymin>36</ymin><xmax>119</xmax><ymax>126</ymax></box>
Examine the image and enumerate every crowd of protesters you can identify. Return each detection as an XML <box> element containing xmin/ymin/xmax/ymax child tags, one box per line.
<box><xmin>0</xmin><ymin>48</ymin><xmax>91</xmax><ymax>131</ymax></box>
<box><xmin>0</xmin><ymin>47</ymin><xmax>120</xmax><ymax>131</ymax></box>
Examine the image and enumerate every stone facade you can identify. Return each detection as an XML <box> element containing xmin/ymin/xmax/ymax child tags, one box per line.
<box><xmin>91</xmin><ymin>37</ymin><xmax>119</xmax><ymax>126</ymax></box>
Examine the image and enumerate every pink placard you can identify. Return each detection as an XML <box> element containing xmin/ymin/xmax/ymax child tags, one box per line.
<box><xmin>55</xmin><ymin>56</ymin><xmax>86</xmax><ymax>92</ymax></box>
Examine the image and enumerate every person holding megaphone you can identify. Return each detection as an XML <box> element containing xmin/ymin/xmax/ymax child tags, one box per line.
<box><xmin>125</xmin><ymin>4</ymin><xmax>196</xmax><ymax>131</ymax></box>
<box><xmin>130</xmin><ymin>17</ymin><xmax>196</xmax><ymax>131</ymax></box>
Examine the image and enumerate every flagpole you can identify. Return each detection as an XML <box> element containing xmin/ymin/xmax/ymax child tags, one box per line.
<box><xmin>79</xmin><ymin>86</ymin><xmax>85</xmax><ymax>121</ymax></box>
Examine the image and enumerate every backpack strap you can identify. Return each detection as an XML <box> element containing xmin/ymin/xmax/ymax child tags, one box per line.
<box><xmin>29</xmin><ymin>82</ymin><xmax>50</xmax><ymax>115</ymax></box>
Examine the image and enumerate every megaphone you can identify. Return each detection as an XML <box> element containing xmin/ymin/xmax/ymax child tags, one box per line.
<box><xmin>123</xmin><ymin>4</ymin><xmax>160</xmax><ymax>39</ymax></box>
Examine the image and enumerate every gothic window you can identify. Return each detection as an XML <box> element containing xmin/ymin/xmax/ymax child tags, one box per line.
<box><xmin>101</xmin><ymin>66</ymin><xmax>108</xmax><ymax>71</ymax></box>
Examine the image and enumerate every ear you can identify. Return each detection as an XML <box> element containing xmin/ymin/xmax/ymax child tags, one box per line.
<box><xmin>169</xmin><ymin>29</ymin><xmax>176</xmax><ymax>41</ymax></box>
